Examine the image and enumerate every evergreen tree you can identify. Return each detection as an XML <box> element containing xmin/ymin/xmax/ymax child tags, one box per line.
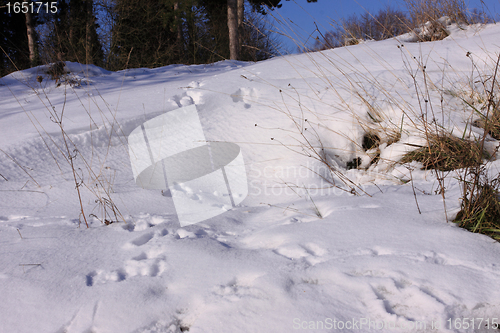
<box><xmin>48</xmin><ymin>0</ymin><xmax>103</xmax><ymax>65</ymax></box>
<box><xmin>200</xmin><ymin>0</ymin><xmax>309</xmax><ymax>61</ymax></box>
<box><xmin>110</xmin><ymin>0</ymin><xmax>187</xmax><ymax>69</ymax></box>
<box><xmin>107</xmin><ymin>0</ymin><xmax>297</xmax><ymax>69</ymax></box>
<box><xmin>0</xmin><ymin>0</ymin><xmax>41</xmax><ymax>76</ymax></box>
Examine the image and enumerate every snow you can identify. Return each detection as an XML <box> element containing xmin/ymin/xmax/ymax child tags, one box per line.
<box><xmin>1</xmin><ymin>23</ymin><xmax>500</xmax><ymax>333</ymax></box>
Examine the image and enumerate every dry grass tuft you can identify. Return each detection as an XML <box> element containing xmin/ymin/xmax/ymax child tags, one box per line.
<box><xmin>400</xmin><ymin>133</ymin><xmax>485</xmax><ymax>171</ymax></box>
<box><xmin>404</xmin><ymin>0</ymin><xmax>468</xmax><ymax>27</ymax></box>
<box><xmin>473</xmin><ymin>106</ymin><xmax>500</xmax><ymax>140</ymax></box>
<box><xmin>454</xmin><ymin>173</ymin><xmax>500</xmax><ymax>241</ymax></box>
<box><xmin>413</xmin><ymin>18</ymin><xmax>450</xmax><ymax>41</ymax></box>
<box><xmin>452</xmin><ymin>53</ymin><xmax>500</xmax><ymax>242</ymax></box>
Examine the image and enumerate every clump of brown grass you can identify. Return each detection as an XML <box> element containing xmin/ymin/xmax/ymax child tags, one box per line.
<box><xmin>473</xmin><ymin>105</ymin><xmax>500</xmax><ymax>140</ymax></box>
<box><xmin>413</xmin><ymin>18</ymin><xmax>450</xmax><ymax>42</ymax></box>
<box><xmin>454</xmin><ymin>171</ymin><xmax>500</xmax><ymax>241</ymax></box>
<box><xmin>404</xmin><ymin>0</ymin><xmax>468</xmax><ymax>26</ymax></box>
<box><xmin>403</xmin><ymin>0</ymin><xmax>493</xmax><ymax>42</ymax></box>
<box><xmin>452</xmin><ymin>54</ymin><xmax>500</xmax><ymax>241</ymax></box>
<box><xmin>400</xmin><ymin>133</ymin><xmax>485</xmax><ymax>171</ymax></box>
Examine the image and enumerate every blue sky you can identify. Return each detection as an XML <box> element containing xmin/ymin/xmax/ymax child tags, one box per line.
<box><xmin>269</xmin><ymin>0</ymin><xmax>500</xmax><ymax>52</ymax></box>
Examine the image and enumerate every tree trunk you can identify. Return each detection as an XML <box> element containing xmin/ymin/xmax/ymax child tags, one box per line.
<box><xmin>25</xmin><ymin>9</ymin><xmax>36</xmax><ymax>66</ymax></box>
<box><xmin>173</xmin><ymin>1</ymin><xmax>184</xmax><ymax>57</ymax></box>
<box><xmin>237</xmin><ymin>0</ymin><xmax>244</xmax><ymax>27</ymax></box>
<box><xmin>174</xmin><ymin>2</ymin><xmax>183</xmax><ymax>43</ymax></box>
<box><xmin>86</xmin><ymin>0</ymin><xmax>92</xmax><ymax>64</ymax></box>
<box><xmin>227</xmin><ymin>0</ymin><xmax>239</xmax><ymax>60</ymax></box>
<box><xmin>237</xmin><ymin>0</ymin><xmax>244</xmax><ymax>56</ymax></box>
<box><xmin>186</xmin><ymin>5</ymin><xmax>197</xmax><ymax>63</ymax></box>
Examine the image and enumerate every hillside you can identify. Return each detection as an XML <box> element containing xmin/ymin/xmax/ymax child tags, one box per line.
<box><xmin>1</xmin><ymin>22</ymin><xmax>500</xmax><ymax>333</ymax></box>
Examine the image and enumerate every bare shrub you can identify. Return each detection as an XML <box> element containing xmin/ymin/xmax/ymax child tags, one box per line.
<box><xmin>404</xmin><ymin>0</ymin><xmax>494</xmax><ymax>41</ymax></box>
<box><xmin>404</xmin><ymin>0</ymin><xmax>468</xmax><ymax>27</ymax></box>
<box><xmin>315</xmin><ymin>0</ymin><xmax>495</xmax><ymax>50</ymax></box>
<box><xmin>314</xmin><ymin>7</ymin><xmax>409</xmax><ymax>50</ymax></box>
<box><xmin>46</xmin><ymin>61</ymin><xmax>66</xmax><ymax>81</ymax></box>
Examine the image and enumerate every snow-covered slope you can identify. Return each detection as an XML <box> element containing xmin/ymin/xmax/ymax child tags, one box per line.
<box><xmin>1</xmin><ymin>23</ymin><xmax>500</xmax><ymax>333</ymax></box>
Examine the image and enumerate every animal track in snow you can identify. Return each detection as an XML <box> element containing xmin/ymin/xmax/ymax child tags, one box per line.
<box><xmin>85</xmin><ymin>249</ymin><xmax>167</xmax><ymax>286</ymax></box>
<box><xmin>123</xmin><ymin>228</ymin><xmax>170</xmax><ymax>279</ymax></box>
<box><xmin>85</xmin><ymin>268</ymin><xmax>126</xmax><ymax>286</ymax></box>
<box><xmin>230</xmin><ymin>87</ymin><xmax>258</xmax><ymax>108</ymax></box>
<box><xmin>274</xmin><ymin>242</ymin><xmax>328</xmax><ymax>266</ymax></box>
<box><xmin>213</xmin><ymin>275</ymin><xmax>268</xmax><ymax>302</ymax></box>
<box><xmin>122</xmin><ymin>214</ymin><xmax>174</xmax><ymax>232</ymax></box>
<box><xmin>170</xmin><ymin>93</ymin><xmax>195</xmax><ymax>108</ymax></box>
<box><xmin>168</xmin><ymin>81</ymin><xmax>205</xmax><ymax>107</ymax></box>
<box><xmin>368</xmin><ymin>277</ymin><xmax>447</xmax><ymax>323</ymax></box>
<box><xmin>241</xmin><ymin>232</ymin><xmax>328</xmax><ymax>266</ymax></box>
<box><xmin>344</xmin><ymin>248</ymin><xmax>500</xmax><ymax>328</ymax></box>
<box><xmin>123</xmin><ymin>248</ymin><xmax>167</xmax><ymax>278</ymax></box>
<box><xmin>130</xmin><ymin>231</ymin><xmax>155</xmax><ymax>246</ymax></box>
<box><xmin>86</xmin><ymin>218</ymin><xmax>171</xmax><ymax>286</ymax></box>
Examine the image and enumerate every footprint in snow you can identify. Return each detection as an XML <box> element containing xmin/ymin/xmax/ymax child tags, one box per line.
<box><xmin>367</xmin><ymin>277</ymin><xmax>448</xmax><ymax>323</ymax></box>
<box><xmin>85</xmin><ymin>268</ymin><xmax>126</xmax><ymax>286</ymax></box>
<box><xmin>130</xmin><ymin>231</ymin><xmax>155</xmax><ymax>246</ymax></box>
<box><xmin>274</xmin><ymin>242</ymin><xmax>328</xmax><ymax>266</ymax></box>
<box><xmin>121</xmin><ymin>213</ymin><xmax>174</xmax><ymax>232</ymax></box>
<box><xmin>213</xmin><ymin>275</ymin><xmax>268</xmax><ymax>302</ymax></box>
<box><xmin>230</xmin><ymin>87</ymin><xmax>258</xmax><ymax>109</ymax></box>
<box><xmin>86</xmin><ymin>224</ymin><xmax>170</xmax><ymax>286</ymax></box>
<box><xmin>123</xmin><ymin>248</ymin><xmax>167</xmax><ymax>278</ymax></box>
<box><xmin>169</xmin><ymin>83</ymin><xmax>204</xmax><ymax>108</ymax></box>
